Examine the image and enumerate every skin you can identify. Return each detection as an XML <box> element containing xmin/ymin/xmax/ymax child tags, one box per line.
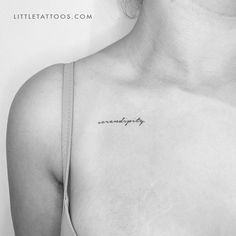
<box><xmin>6</xmin><ymin>0</ymin><xmax>236</xmax><ymax>235</ymax></box>
<box><xmin>193</xmin><ymin>0</ymin><xmax>236</xmax><ymax>16</ymax></box>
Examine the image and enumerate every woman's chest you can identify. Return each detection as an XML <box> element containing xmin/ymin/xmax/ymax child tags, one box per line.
<box><xmin>69</xmin><ymin>89</ymin><xmax>236</xmax><ymax>236</ymax></box>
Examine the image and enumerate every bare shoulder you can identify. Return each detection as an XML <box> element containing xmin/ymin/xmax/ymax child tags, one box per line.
<box><xmin>6</xmin><ymin>63</ymin><xmax>68</xmax><ymax>235</ymax></box>
<box><xmin>7</xmin><ymin>63</ymin><xmax>64</xmax><ymax>182</ymax></box>
<box><xmin>6</xmin><ymin>44</ymin><xmax>132</xmax><ymax>185</ymax></box>
<box><xmin>73</xmin><ymin>42</ymin><xmax>138</xmax><ymax>86</ymax></box>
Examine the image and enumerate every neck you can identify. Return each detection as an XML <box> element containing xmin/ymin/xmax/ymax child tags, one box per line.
<box><xmin>125</xmin><ymin>0</ymin><xmax>236</xmax><ymax>88</ymax></box>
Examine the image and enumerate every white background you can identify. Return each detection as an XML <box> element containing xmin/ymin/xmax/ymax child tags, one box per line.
<box><xmin>0</xmin><ymin>0</ymin><xmax>136</xmax><ymax>234</ymax></box>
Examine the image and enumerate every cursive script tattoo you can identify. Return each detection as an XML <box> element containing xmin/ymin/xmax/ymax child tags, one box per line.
<box><xmin>98</xmin><ymin>117</ymin><xmax>145</xmax><ymax>126</ymax></box>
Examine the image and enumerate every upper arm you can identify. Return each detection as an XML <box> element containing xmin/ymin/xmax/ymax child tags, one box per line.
<box><xmin>6</xmin><ymin>64</ymin><xmax>64</xmax><ymax>236</ymax></box>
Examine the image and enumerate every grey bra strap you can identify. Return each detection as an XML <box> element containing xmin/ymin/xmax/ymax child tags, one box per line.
<box><xmin>62</xmin><ymin>62</ymin><xmax>75</xmax><ymax>201</ymax></box>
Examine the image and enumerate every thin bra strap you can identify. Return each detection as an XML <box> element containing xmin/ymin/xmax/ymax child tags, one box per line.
<box><xmin>62</xmin><ymin>62</ymin><xmax>75</xmax><ymax>202</ymax></box>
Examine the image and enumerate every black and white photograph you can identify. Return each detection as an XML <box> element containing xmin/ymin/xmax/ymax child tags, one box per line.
<box><xmin>2</xmin><ymin>0</ymin><xmax>236</xmax><ymax>235</ymax></box>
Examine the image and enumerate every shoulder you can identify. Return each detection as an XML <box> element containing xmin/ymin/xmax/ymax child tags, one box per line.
<box><xmin>8</xmin><ymin>63</ymin><xmax>64</xmax><ymax>138</ymax></box>
<box><xmin>9</xmin><ymin>63</ymin><xmax>64</xmax><ymax>114</ymax></box>
<box><xmin>73</xmin><ymin>43</ymin><xmax>138</xmax><ymax>86</ymax></box>
<box><xmin>7</xmin><ymin>63</ymin><xmax>64</xmax><ymax>182</ymax></box>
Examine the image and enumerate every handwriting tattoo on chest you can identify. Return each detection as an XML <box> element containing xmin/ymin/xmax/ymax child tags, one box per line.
<box><xmin>98</xmin><ymin>117</ymin><xmax>145</xmax><ymax>126</ymax></box>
